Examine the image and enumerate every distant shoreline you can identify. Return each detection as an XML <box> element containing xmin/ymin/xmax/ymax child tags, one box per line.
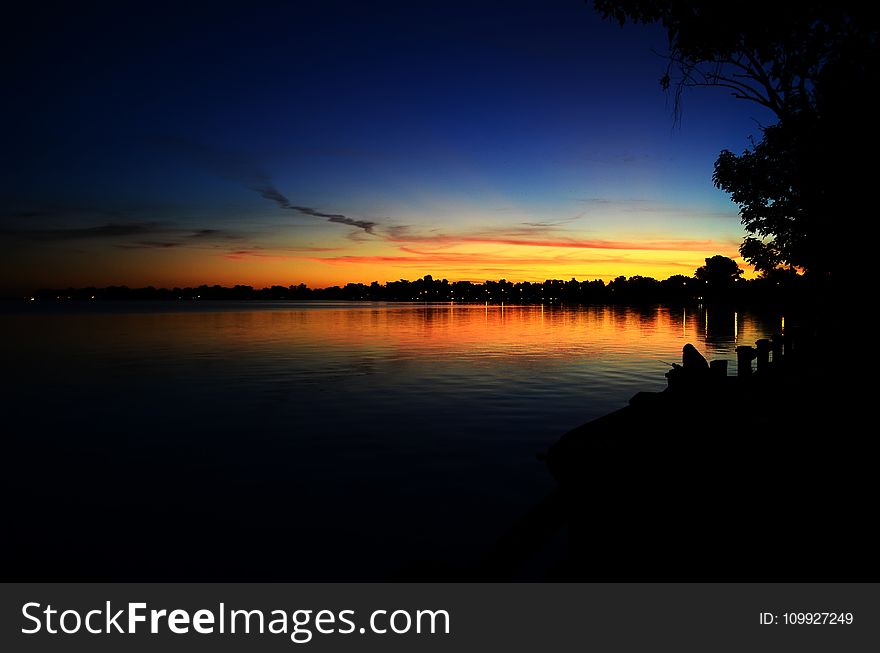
<box><xmin>17</xmin><ymin>274</ymin><xmax>805</xmax><ymax>306</ymax></box>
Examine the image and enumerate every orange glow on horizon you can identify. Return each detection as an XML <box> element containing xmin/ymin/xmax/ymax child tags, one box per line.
<box><xmin>5</xmin><ymin>229</ymin><xmax>756</xmax><ymax>293</ymax></box>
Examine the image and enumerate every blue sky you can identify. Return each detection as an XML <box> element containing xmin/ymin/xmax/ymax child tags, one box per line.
<box><xmin>0</xmin><ymin>1</ymin><xmax>774</xmax><ymax>292</ymax></box>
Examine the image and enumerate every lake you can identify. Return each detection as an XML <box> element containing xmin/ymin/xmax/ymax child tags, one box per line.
<box><xmin>4</xmin><ymin>301</ymin><xmax>781</xmax><ymax>580</ymax></box>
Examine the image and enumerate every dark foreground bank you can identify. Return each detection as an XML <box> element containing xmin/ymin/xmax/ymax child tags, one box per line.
<box><xmin>476</xmin><ymin>328</ymin><xmax>877</xmax><ymax>581</ymax></box>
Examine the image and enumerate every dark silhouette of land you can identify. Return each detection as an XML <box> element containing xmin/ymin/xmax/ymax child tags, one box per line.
<box><xmin>26</xmin><ymin>257</ymin><xmax>808</xmax><ymax>306</ymax></box>
<box><xmin>473</xmin><ymin>333</ymin><xmax>877</xmax><ymax>581</ymax></box>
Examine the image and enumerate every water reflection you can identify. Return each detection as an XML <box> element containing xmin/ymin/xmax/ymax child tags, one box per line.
<box><xmin>4</xmin><ymin>302</ymin><xmax>780</xmax><ymax>580</ymax></box>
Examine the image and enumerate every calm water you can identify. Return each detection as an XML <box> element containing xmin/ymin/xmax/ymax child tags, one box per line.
<box><xmin>5</xmin><ymin>301</ymin><xmax>780</xmax><ymax>579</ymax></box>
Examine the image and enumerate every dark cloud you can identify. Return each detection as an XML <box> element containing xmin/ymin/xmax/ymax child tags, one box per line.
<box><xmin>518</xmin><ymin>219</ymin><xmax>583</xmax><ymax>229</ymax></box>
<box><xmin>0</xmin><ymin>207</ymin><xmax>126</xmax><ymax>221</ymax></box>
<box><xmin>159</xmin><ymin>141</ymin><xmax>380</xmax><ymax>235</ymax></box>
<box><xmin>251</xmin><ymin>176</ymin><xmax>377</xmax><ymax>234</ymax></box>
<box><xmin>289</xmin><ymin>205</ymin><xmax>348</xmax><ymax>220</ymax></box>
<box><xmin>118</xmin><ymin>241</ymin><xmax>180</xmax><ymax>249</ymax></box>
<box><xmin>3</xmin><ymin>222</ymin><xmax>166</xmax><ymax>240</ymax></box>
<box><xmin>1</xmin><ymin>223</ymin><xmax>246</xmax><ymax>248</ymax></box>
<box><xmin>187</xmin><ymin>228</ymin><xmax>243</xmax><ymax>240</ymax></box>
<box><xmin>328</xmin><ymin>216</ymin><xmax>377</xmax><ymax>233</ymax></box>
<box><xmin>384</xmin><ymin>225</ymin><xmax>416</xmax><ymax>240</ymax></box>
<box><xmin>251</xmin><ymin>179</ymin><xmax>294</xmax><ymax>210</ymax></box>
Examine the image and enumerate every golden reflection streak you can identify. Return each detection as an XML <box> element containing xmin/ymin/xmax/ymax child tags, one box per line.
<box><xmin>5</xmin><ymin>306</ymin><xmax>773</xmax><ymax>371</ymax></box>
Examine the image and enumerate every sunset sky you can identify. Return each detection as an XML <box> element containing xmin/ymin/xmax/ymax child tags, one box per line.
<box><xmin>1</xmin><ymin>1</ymin><xmax>774</xmax><ymax>294</ymax></box>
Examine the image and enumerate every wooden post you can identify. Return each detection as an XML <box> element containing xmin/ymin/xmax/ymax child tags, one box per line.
<box><xmin>755</xmin><ymin>339</ymin><xmax>771</xmax><ymax>372</ymax></box>
<box><xmin>736</xmin><ymin>346</ymin><xmax>755</xmax><ymax>377</ymax></box>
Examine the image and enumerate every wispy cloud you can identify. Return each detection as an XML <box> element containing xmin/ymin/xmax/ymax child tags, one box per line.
<box><xmin>0</xmin><ymin>207</ymin><xmax>127</xmax><ymax>222</ymax></box>
<box><xmin>454</xmin><ymin>237</ymin><xmax>725</xmax><ymax>251</ymax></box>
<box><xmin>574</xmin><ymin>197</ymin><xmax>737</xmax><ymax>218</ymax></box>
<box><xmin>187</xmin><ymin>228</ymin><xmax>243</xmax><ymax>240</ymax></box>
<box><xmin>385</xmin><ymin>227</ymin><xmax>728</xmax><ymax>252</ymax></box>
<box><xmin>2</xmin><ymin>222</ymin><xmax>247</xmax><ymax>248</ymax></box>
<box><xmin>307</xmin><ymin>250</ymin><xmax>706</xmax><ymax>268</ymax></box>
<box><xmin>520</xmin><ymin>220</ymin><xmax>569</xmax><ymax>228</ymax></box>
<box><xmin>221</xmin><ymin>244</ymin><xmax>345</xmax><ymax>261</ymax></box>
<box><xmin>2</xmin><ymin>222</ymin><xmax>168</xmax><ymax>240</ymax></box>
<box><xmin>250</xmin><ymin>176</ymin><xmax>378</xmax><ymax>234</ymax></box>
<box><xmin>159</xmin><ymin>138</ymin><xmax>381</xmax><ymax>235</ymax></box>
<box><xmin>118</xmin><ymin>241</ymin><xmax>180</xmax><ymax>249</ymax></box>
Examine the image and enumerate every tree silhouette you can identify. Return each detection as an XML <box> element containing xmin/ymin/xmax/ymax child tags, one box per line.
<box><xmin>593</xmin><ymin>1</ymin><xmax>880</xmax><ymax>283</ymax></box>
<box><xmin>694</xmin><ymin>255</ymin><xmax>743</xmax><ymax>288</ymax></box>
<box><xmin>593</xmin><ymin>2</ymin><xmax>873</xmax><ymax>121</ymax></box>
<box><xmin>712</xmin><ymin>121</ymin><xmax>808</xmax><ymax>275</ymax></box>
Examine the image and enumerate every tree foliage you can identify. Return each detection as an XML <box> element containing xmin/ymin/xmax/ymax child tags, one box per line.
<box><xmin>713</xmin><ymin>122</ymin><xmax>805</xmax><ymax>274</ymax></box>
<box><xmin>594</xmin><ymin>1</ymin><xmax>880</xmax><ymax>280</ymax></box>
<box><xmin>694</xmin><ymin>255</ymin><xmax>743</xmax><ymax>287</ymax></box>
<box><xmin>593</xmin><ymin>1</ymin><xmax>875</xmax><ymax>120</ymax></box>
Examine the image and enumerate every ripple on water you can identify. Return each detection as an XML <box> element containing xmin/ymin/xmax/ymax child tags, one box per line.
<box><xmin>4</xmin><ymin>302</ymin><xmax>781</xmax><ymax>577</ymax></box>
